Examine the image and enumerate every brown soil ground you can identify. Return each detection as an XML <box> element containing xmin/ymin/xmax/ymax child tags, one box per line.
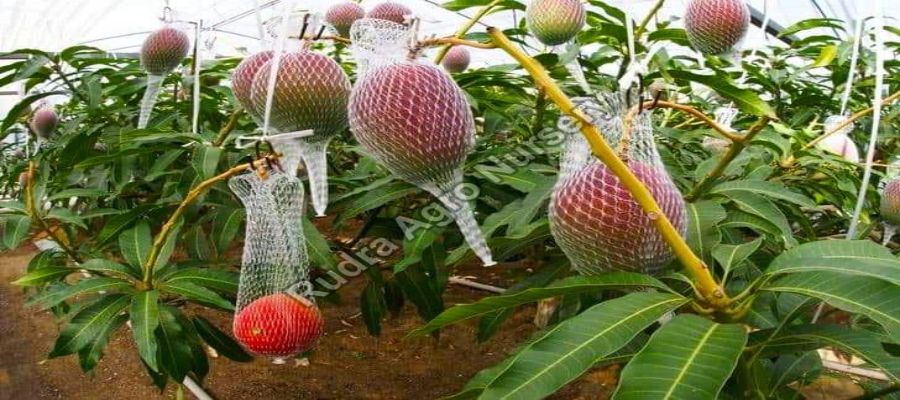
<box><xmin>0</xmin><ymin>243</ymin><xmax>618</xmax><ymax>400</ymax></box>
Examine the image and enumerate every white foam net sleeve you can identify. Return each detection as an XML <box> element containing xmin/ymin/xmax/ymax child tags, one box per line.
<box><xmin>349</xmin><ymin>18</ymin><xmax>412</xmax><ymax>78</ymax></box>
<box><xmin>702</xmin><ymin>106</ymin><xmax>738</xmax><ymax>154</ymax></box>
<box><xmin>349</xmin><ymin>59</ymin><xmax>495</xmax><ymax>266</ymax></box>
<box><xmin>138</xmin><ymin>74</ymin><xmax>165</xmax><ymax>129</ymax></box>
<box><xmin>549</xmin><ymin>90</ymin><xmax>687</xmax><ymax>276</ymax></box>
<box><xmin>818</xmin><ymin>115</ymin><xmax>859</xmax><ymax>163</ymax></box>
<box><xmin>229</xmin><ymin>171</ymin><xmax>321</xmax><ymax>359</ymax></box>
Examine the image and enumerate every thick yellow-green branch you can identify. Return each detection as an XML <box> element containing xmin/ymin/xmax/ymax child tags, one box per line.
<box><xmin>24</xmin><ymin>162</ymin><xmax>83</xmax><ymax>263</ymax></box>
<box><xmin>487</xmin><ymin>27</ymin><xmax>729</xmax><ymax>308</ymax></box>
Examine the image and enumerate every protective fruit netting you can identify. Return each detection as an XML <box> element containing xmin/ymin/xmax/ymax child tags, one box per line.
<box><xmin>138</xmin><ymin>23</ymin><xmax>191</xmax><ymax>129</ymax></box>
<box><xmin>348</xmin><ymin>46</ymin><xmax>495</xmax><ymax>266</ymax></box>
<box><xmin>349</xmin><ymin>18</ymin><xmax>412</xmax><ymax>78</ymax></box>
<box><xmin>702</xmin><ymin>107</ymin><xmax>737</xmax><ymax>154</ymax></box>
<box><xmin>550</xmin><ymin>91</ymin><xmax>687</xmax><ymax>276</ymax></box>
<box><xmin>684</xmin><ymin>0</ymin><xmax>751</xmax><ymax>56</ymax></box>
<box><xmin>229</xmin><ymin>171</ymin><xmax>324</xmax><ymax>361</ymax></box>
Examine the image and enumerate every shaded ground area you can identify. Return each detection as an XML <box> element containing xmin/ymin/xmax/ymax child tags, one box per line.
<box><xmin>0</xmin><ymin>244</ymin><xmax>618</xmax><ymax>399</ymax></box>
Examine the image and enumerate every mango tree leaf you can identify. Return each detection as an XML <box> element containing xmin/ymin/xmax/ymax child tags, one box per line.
<box><xmin>131</xmin><ymin>290</ymin><xmax>160</xmax><ymax>371</ymax></box>
<box><xmin>26</xmin><ymin>277</ymin><xmax>133</xmax><ymax>310</ymax></box>
<box><xmin>685</xmin><ymin>200</ymin><xmax>726</xmax><ymax>260</ymax></box>
<box><xmin>613</xmin><ymin>314</ymin><xmax>748</xmax><ymax>399</ymax></box>
<box><xmin>409</xmin><ymin>273</ymin><xmax>671</xmax><ymax>337</ymax></box>
<box><xmin>769</xmin><ymin>352</ymin><xmax>822</xmax><ymax>396</ymax></box>
<box><xmin>161</xmin><ymin>280</ymin><xmax>235</xmax><ymax>311</ymax></box>
<box><xmin>211</xmin><ymin>207</ymin><xmax>244</xmax><ymax>256</ymax></box>
<box><xmin>161</xmin><ymin>268</ymin><xmax>239</xmax><ymax>295</ymax></box>
<box><xmin>722</xmin><ymin>191</ymin><xmax>794</xmax><ymax>243</ymax></box>
<box><xmin>748</xmin><ymin>325</ymin><xmax>900</xmax><ymax>382</ymax></box>
<box><xmin>668</xmin><ymin>70</ymin><xmax>776</xmax><ymax>118</ymax></box>
<box><xmin>2</xmin><ymin>215</ymin><xmax>32</xmax><ymax>250</ymax></box>
<box><xmin>479</xmin><ymin>293</ymin><xmax>689</xmax><ymax>400</ymax></box>
<box><xmin>395</xmin><ymin>263</ymin><xmax>444</xmax><ymax>326</ymax></box>
<box><xmin>48</xmin><ymin>188</ymin><xmax>108</xmax><ymax>201</ymax></box>
<box><xmin>12</xmin><ymin>266</ymin><xmax>73</xmax><ymax>286</ymax></box>
<box><xmin>77</xmin><ymin>314</ymin><xmax>127</xmax><ymax>372</ymax></box>
<box><xmin>708</xmin><ymin>180</ymin><xmax>815</xmax><ymax>208</ymax></box>
<box><xmin>761</xmin><ymin>272</ymin><xmax>900</xmax><ymax>342</ymax></box>
<box><xmin>193</xmin><ymin>316</ymin><xmax>252</xmax><ymax>362</ymax></box>
<box><xmin>335</xmin><ymin>181</ymin><xmax>418</xmax><ymax>225</ymax></box>
<box><xmin>119</xmin><ymin>221</ymin><xmax>152</xmax><ymax>268</ymax></box>
<box><xmin>712</xmin><ymin>237</ymin><xmax>762</xmax><ymax>278</ymax></box>
<box><xmin>303</xmin><ymin>218</ymin><xmax>337</xmax><ymax>272</ymax></box>
<box><xmin>50</xmin><ymin>294</ymin><xmax>131</xmax><ymax>357</ymax></box>
<box><xmin>78</xmin><ymin>259</ymin><xmax>141</xmax><ymax>279</ymax></box>
<box><xmin>764</xmin><ymin>240</ymin><xmax>900</xmax><ymax>285</ymax></box>
<box><xmin>156</xmin><ymin>306</ymin><xmax>196</xmax><ymax>382</ymax></box>
<box><xmin>361</xmin><ymin>282</ymin><xmax>387</xmax><ymax>336</ymax></box>
<box><xmin>192</xmin><ymin>145</ymin><xmax>222</xmax><ymax>180</ymax></box>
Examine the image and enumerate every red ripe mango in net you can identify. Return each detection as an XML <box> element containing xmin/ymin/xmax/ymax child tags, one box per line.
<box><xmin>549</xmin><ymin>92</ymin><xmax>686</xmax><ymax>275</ymax></box>
<box><xmin>367</xmin><ymin>2</ymin><xmax>412</xmax><ymax>25</ymax></box>
<box><xmin>326</xmin><ymin>2</ymin><xmax>366</xmax><ymax>37</ymax></box>
<box><xmin>232</xmin><ymin>51</ymin><xmax>274</xmax><ymax>123</ymax></box>
<box><xmin>684</xmin><ymin>0</ymin><xmax>750</xmax><ymax>55</ymax></box>
<box><xmin>526</xmin><ymin>0</ymin><xmax>586</xmax><ymax>47</ymax></box>
<box><xmin>249</xmin><ymin>50</ymin><xmax>351</xmax><ymax>216</ymax></box>
<box><xmin>349</xmin><ymin>61</ymin><xmax>495</xmax><ymax>266</ymax></box>
<box><xmin>233</xmin><ymin>293</ymin><xmax>325</xmax><ymax>358</ymax></box>
<box><xmin>138</xmin><ymin>25</ymin><xmax>191</xmax><ymax>129</ymax></box>
<box><xmin>882</xmin><ymin>180</ymin><xmax>900</xmax><ymax>226</ymax></box>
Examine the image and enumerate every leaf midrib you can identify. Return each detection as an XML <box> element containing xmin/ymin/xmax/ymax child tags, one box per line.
<box><xmin>663</xmin><ymin>323</ymin><xmax>719</xmax><ymax>400</ymax></box>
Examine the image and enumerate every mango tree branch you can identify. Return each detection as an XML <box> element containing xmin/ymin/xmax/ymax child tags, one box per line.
<box><xmin>420</xmin><ymin>37</ymin><xmax>498</xmax><ymax>50</ymax></box>
<box><xmin>141</xmin><ymin>154</ymin><xmax>281</xmax><ymax>285</ymax></box>
<box><xmin>434</xmin><ymin>0</ymin><xmax>503</xmax><ymax>64</ymax></box>
<box><xmin>214</xmin><ymin>108</ymin><xmax>244</xmax><ymax>147</ymax></box>
<box><xmin>487</xmin><ymin>27</ymin><xmax>730</xmax><ymax>309</ymax></box>
<box><xmin>635</xmin><ymin>0</ymin><xmax>666</xmax><ymax>37</ymax></box>
<box><xmin>684</xmin><ymin>116</ymin><xmax>771</xmax><ymax>202</ymax></box>
<box><xmin>623</xmin><ymin>100</ymin><xmax>744</xmax><ymax>144</ymax></box>
<box><xmin>24</xmin><ymin>162</ymin><xmax>84</xmax><ymax>263</ymax></box>
<box><xmin>802</xmin><ymin>89</ymin><xmax>900</xmax><ymax>152</ymax></box>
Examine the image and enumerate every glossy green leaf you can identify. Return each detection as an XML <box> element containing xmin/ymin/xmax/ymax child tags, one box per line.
<box><xmin>193</xmin><ymin>316</ymin><xmax>252</xmax><ymax>362</ymax></box>
<box><xmin>613</xmin><ymin>314</ymin><xmax>748</xmax><ymax>399</ymax></box>
<box><xmin>211</xmin><ymin>207</ymin><xmax>244</xmax><ymax>255</ymax></box>
<box><xmin>708</xmin><ymin>180</ymin><xmax>815</xmax><ymax>208</ymax></box>
<box><xmin>12</xmin><ymin>266</ymin><xmax>73</xmax><ymax>286</ymax></box>
<box><xmin>161</xmin><ymin>280</ymin><xmax>235</xmax><ymax>310</ymax></box>
<box><xmin>119</xmin><ymin>221</ymin><xmax>152</xmax><ymax>268</ymax></box>
<box><xmin>303</xmin><ymin>218</ymin><xmax>338</xmax><ymax>271</ymax></box>
<box><xmin>762</xmin><ymin>272</ymin><xmax>900</xmax><ymax>342</ymax></box>
<box><xmin>479</xmin><ymin>293</ymin><xmax>688</xmax><ymax>400</ymax></box>
<box><xmin>685</xmin><ymin>201</ymin><xmax>726</xmax><ymax>260</ymax></box>
<box><xmin>26</xmin><ymin>277</ymin><xmax>133</xmax><ymax>309</ymax></box>
<box><xmin>712</xmin><ymin>238</ymin><xmax>762</xmax><ymax>278</ymax></box>
<box><xmin>50</xmin><ymin>294</ymin><xmax>131</xmax><ymax>357</ymax></box>
<box><xmin>78</xmin><ymin>259</ymin><xmax>141</xmax><ymax>279</ymax></box>
<box><xmin>77</xmin><ymin>314</ymin><xmax>128</xmax><ymax>372</ymax></box>
<box><xmin>409</xmin><ymin>273</ymin><xmax>670</xmax><ymax>337</ymax></box>
<box><xmin>131</xmin><ymin>290</ymin><xmax>160</xmax><ymax>371</ymax></box>
<box><xmin>155</xmin><ymin>306</ymin><xmax>195</xmax><ymax>382</ymax></box>
<box><xmin>2</xmin><ymin>215</ymin><xmax>32</xmax><ymax>250</ymax></box>
<box><xmin>668</xmin><ymin>71</ymin><xmax>776</xmax><ymax>118</ymax></box>
<box><xmin>161</xmin><ymin>267</ymin><xmax>239</xmax><ymax>295</ymax></box>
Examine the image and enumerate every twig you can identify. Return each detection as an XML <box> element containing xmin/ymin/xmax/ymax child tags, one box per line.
<box><xmin>434</xmin><ymin>0</ymin><xmax>502</xmax><ymax>64</ymax></box>
<box><xmin>488</xmin><ymin>27</ymin><xmax>730</xmax><ymax>309</ymax></box>
<box><xmin>803</xmin><ymin>89</ymin><xmax>900</xmax><ymax>152</ymax></box>
<box><xmin>623</xmin><ymin>100</ymin><xmax>744</xmax><ymax>144</ymax></box>
<box><xmin>635</xmin><ymin>0</ymin><xmax>666</xmax><ymax>37</ymax></box>
<box><xmin>214</xmin><ymin>108</ymin><xmax>244</xmax><ymax>147</ymax></box>
<box><xmin>52</xmin><ymin>63</ymin><xmax>89</xmax><ymax>105</ymax></box>
<box><xmin>141</xmin><ymin>154</ymin><xmax>281</xmax><ymax>285</ymax></box>
<box><xmin>684</xmin><ymin>116</ymin><xmax>771</xmax><ymax>201</ymax></box>
<box><xmin>24</xmin><ymin>162</ymin><xmax>83</xmax><ymax>263</ymax></box>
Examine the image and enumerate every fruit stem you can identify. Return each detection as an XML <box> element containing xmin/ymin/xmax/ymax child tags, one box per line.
<box><xmin>623</xmin><ymin>101</ymin><xmax>744</xmax><ymax>144</ymax></box>
<box><xmin>487</xmin><ymin>27</ymin><xmax>730</xmax><ymax>309</ymax></box>
<box><xmin>24</xmin><ymin>162</ymin><xmax>84</xmax><ymax>263</ymax></box>
<box><xmin>433</xmin><ymin>0</ymin><xmax>502</xmax><ymax>65</ymax></box>
<box><xmin>635</xmin><ymin>0</ymin><xmax>667</xmax><ymax>38</ymax></box>
<box><xmin>141</xmin><ymin>153</ymin><xmax>282</xmax><ymax>286</ymax></box>
<box><xmin>684</xmin><ymin>116</ymin><xmax>770</xmax><ymax>202</ymax></box>
<box><xmin>214</xmin><ymin>108</ymin><xmax>245</xmax><ymax>147</ymax></box>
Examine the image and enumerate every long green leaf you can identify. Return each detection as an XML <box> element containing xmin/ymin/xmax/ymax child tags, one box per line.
<box><xmin>2</xmin><ymin>215</ymin><xmax>32</xmax><ymax>250</ymax></box>
<box><xmin>685</xmin><ymin>201</ymin><xmax>726</xmax><ymax>260</ymax></box>
<box><xmin>335</xmin><ymin>181</ymin><xmax>418</xmax><ymax>225</ymax></box>
<box><xmin>613</xmin><ymin>314</ymin><xmax>748</xmax><ymax>400</ymax></box>
<box><xmin>50</xmin><ymin>294</ymin><xmax>131</xmax><ymax>357</ymax></box>
<box><xmin>26</xmin><ymin>277</ymin><xmax>133</xmax><ymax>309</ymax></box>
<box><xmin>119</xmin><ymin>221</ymin><xmax>152</xmax><ymax>268</ymax></box>
<box><xmin>708</xmin><ymin>180</ymin><xmax>815</xmax><ymax>208</ymax></box>
<box><xmin>765</xmin><ymin>240</ymin><xmax>900</xmax><ymax>284</ymax></box>
<box><xmin>162</xmin><ymin>280</ymin><xmax>235</xmax><ymax>310</ymax></box>
<box><xmin>156</xmin><ymin>306</ymin><xmax>195</xmax><ymax>382</ymax></box>
<box><xmin>78</xmin><ymin>258</ymin><xmax>141</xmax><ymax>279</ymax></box>
<box><xmin>479</xmin><ymin>293</ymin><xmax>688</xmax><ymax>400</ymax></box>
<box><xmin>12</xmin><ymin>266</ymin><xmax>73</xmax><ymax>286</ymax></box>
<box><xmin>668</xmin><ymin>71</ymin><xmax>776</xmax><ymax>118</ymax></box>
<box><xmin>762</xmin><ymin>272</ymin><xmax>900</xmax><ymax>342</ymax></box>
<box><xmin>131</xmin><ymin>290</ymin><xmax>160</xmax><ymax>371</ymax></box>
<box><xmin>77</xmin><ymin>314</ymin><xmax>127</xmax><ymax>372</ymax></box>
<box><xmin>161</xmin><ymin>268</ymin><xmax>239</xmax><ymax>295</ymax></box>
<box><xmin>193</xmin><ymin>316</ymin><xmax>252</xmax><ymax>362</ymax></box>
<box><xmin>409</xmin><ymin>273</ymin><xmax>671</xmax><ymax>337</ymax></box>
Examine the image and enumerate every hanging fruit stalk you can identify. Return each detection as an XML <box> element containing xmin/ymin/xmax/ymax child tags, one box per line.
<box><xmin>138</xmin><ymin>26</ymin><xmax>191</xmax><ymax>129</ymax></box>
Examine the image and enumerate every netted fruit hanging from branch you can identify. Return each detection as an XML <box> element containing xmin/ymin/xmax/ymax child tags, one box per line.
<box><xmin>249</xmin><ymin>45</ymin><xmax>352</xmax><ymax>216</ymax></box>
<box><xmin>550</xmin><ymin>92</ymin><xmax>687</xmax><ymax>275</ymax></box>
<box><xmin>138</xmin><ymin>24</ymin><xmax>191</xmax><ymax>129</ymax></box>
<box><xmin>349</xmin><ymin>18</ymin><xmax>412</xmax><ymax>77</ymax></box>
<box><xmin>230</xmin><ymin>169</ymin><xmax>324</xmax><ymax>362</ymax></box>
<box><xmin>684</xmin><ymin>0</ymin><xmax>750</xmax><ymax>56</ymax></box>
<box><xmin>326</xmin><ymin>2</ymin><xmax>366</xmax><ymax>37</ymax></box>
<box><xmin>233</xmin><ymin>51</ymin><xmax>275</xmax><ymax>124</ymax></box>
<box><xmin>526</xmin><ymin>0</ymin><xmax>586</xmax><ymax>46</ymax></box>
<box><xmin>348</xmin><ymin>38</ymin><xmax>495</xmax><ymax>266</ymax></box>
